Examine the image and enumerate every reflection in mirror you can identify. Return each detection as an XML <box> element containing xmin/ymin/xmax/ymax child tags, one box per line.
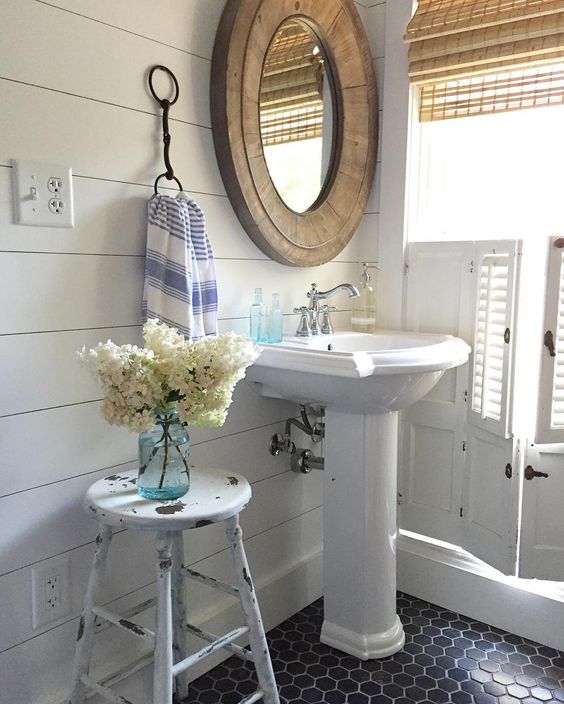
<box><xmin>259</xmin><ymin>20</ymin><xmax>334</xmax><ymax>213</ymax></box>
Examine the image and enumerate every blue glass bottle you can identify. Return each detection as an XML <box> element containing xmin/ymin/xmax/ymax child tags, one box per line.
<box><xmin>250</xmin><ymin>288</ymin><xmax>267</xmax><ymax>342</ymax></box>
<box><xmin>268</xmin><ymin>292</ymin><xmax>283</xmax><ymax>343</ymax></box>
<box><xmin>138</xmin><ymin>409</ymin><xmax>190</xmax><ymax>500</ymax></box>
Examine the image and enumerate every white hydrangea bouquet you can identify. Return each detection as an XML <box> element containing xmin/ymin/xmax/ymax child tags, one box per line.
<box><xmin>78</xmin><ymin>320</ymin><xmax>260</xmax><ymax>500</ymax></box>
<box><xmin>78</xmin><ymin>319</ymin><xmax>260</xmax><ymax>433</ymax></box>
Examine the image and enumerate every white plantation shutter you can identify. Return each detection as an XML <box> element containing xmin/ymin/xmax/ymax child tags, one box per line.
<box><xmin>469</xmin><ymin>244</ymin><xmax>520</xmax><ymax>438</ymax></box>
<box><xmin>401</xmin><ymin>240</ymin><xmax>520</xmax><ymax>575</ymax></box>
<box><xmin>536</xmin><ymin>237</ymin><xmax>564</xmax><ymax>442</ymax></box>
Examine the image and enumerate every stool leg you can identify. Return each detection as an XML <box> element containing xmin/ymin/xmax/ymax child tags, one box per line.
<box><xmin>69</xmin><ymin>524</ymin><xmax>113</xmax><ymax>704</ymax></box>
<box><xmin>171</xmin><ymin>531</ymin><xmax>189</xmax><ymax>701</ymax></box>
<box><xmin>154</xmin><ymin>531</ymin><xmax>174</xmax><ymax>704</ymax></box>
<box><xmin>225</xmin><ymin>515</ymin><xmax>280</xmax><ymax>704</ymax></box>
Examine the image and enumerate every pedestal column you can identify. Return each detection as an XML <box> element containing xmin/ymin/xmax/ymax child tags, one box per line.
<box><xmin>321</xmin><ymin>410</ymin><xmax>405</xmax><ymax>659</ymax></box>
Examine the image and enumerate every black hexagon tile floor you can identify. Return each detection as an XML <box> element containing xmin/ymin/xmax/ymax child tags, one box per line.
<box><xmin>182</xmin><ymin>594</ymin><xmax>564</xmax><ymax>704</ymax></box>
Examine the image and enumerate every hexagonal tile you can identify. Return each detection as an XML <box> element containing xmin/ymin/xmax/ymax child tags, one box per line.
<box><xmin>182</xmin><ymin>594</ymin><xmax>563</xmax><ymax>704</ymax></box>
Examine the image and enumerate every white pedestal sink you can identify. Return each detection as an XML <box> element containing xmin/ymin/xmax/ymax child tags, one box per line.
<box><xmin>246</xmin><ymin>331</ymin><xmax>470</xmax><ymax>659</ymax></box>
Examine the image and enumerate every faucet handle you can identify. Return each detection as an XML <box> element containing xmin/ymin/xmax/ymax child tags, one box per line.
<box><xmin>320</xmin><ymin>305</ymin><xmax>337</xmax><ymax>335</ymax></box>
<box><xmin>293</xmin><ymin>306</ymin><xmax>311</xmax><ymax>337</ymax></box>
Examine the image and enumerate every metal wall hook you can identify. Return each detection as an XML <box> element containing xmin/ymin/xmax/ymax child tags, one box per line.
<box><xmin>148</xmin><ymin>65</ymin><xmax>183</xmax><ymax>194</ymax></box>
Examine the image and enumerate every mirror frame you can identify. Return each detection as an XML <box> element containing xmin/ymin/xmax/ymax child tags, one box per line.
<box><xmin>211</xmin><ymin>0</ymin><xmax>378</xmax><ymax>267</ymax></box>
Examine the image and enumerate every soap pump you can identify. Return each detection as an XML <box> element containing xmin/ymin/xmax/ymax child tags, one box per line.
<box><xmin>351</xmin><ymin>262</ymin><xmax>377</xmax><ymax>333</ymax></box>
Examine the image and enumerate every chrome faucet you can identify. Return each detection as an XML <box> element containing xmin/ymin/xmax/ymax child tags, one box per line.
<box><xmin>294</xmin><ymin>282</ymin><xmax>360</xmax><ymax>336</ymax></box>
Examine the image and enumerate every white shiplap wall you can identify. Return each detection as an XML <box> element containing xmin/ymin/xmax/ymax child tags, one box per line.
<box><xmin>0</xmin><ymin>1</ymin><xmax>385</xmax><ymax>702</ymax></box>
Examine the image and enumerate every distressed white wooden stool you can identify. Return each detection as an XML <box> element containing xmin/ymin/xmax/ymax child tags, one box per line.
<box><xmin>69</xmin><ymin>468</ymin><xmax>280</xmax><ymax>704</ymax></box>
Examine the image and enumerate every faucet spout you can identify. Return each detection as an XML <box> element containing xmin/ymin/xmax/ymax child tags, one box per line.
<box><xmin>314</xmin><ymin>283</ymin><xmax>360</xmax><ymax>300</ymax></box>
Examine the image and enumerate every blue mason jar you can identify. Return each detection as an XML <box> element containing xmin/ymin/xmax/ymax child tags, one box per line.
<box><xmin>138</xmin><ymin>408</ymin><xmax>190</xmax><ymax>500</ymax></box>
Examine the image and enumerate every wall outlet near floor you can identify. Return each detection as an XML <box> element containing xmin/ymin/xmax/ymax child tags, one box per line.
<box><xmin>31</xmin><ymin>556</ymin><xmax>71</xmax><ymax>629</ymax></box>
<box><xmin>11</xmin><ymin>159</ymin><xmax>74</xmax><ymax>227</ymax></box>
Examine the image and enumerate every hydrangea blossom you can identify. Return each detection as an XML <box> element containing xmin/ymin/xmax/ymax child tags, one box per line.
<box><xmin>78</xmin><ymin>320</ymin><xmax>260</xmax><ymax>432</ymax></box>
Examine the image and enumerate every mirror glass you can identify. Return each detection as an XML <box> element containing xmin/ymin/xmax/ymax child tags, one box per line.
<box><xmin>259</xmin><ymin>19</ymin><xmax>335</xmax><ymax>213</ymax></box>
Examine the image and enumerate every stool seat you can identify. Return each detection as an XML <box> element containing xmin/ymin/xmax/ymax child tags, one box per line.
<box><xmin>85</xmin><ymin>467</ymin><xmax>251</xmax><ymax>531</ymax></box>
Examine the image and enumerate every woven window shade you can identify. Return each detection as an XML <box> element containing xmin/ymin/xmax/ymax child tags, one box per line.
<box><xmin>406</xmin><ymin>0</ymin><xmax>564</xmax><ymax>121</ymax></box>
<box><xmin>260</xmin><ymin>21</ymin><xmax>325</xmax><ymax>145</ymax></box>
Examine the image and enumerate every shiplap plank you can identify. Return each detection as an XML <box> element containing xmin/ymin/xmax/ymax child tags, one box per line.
<box><xmin>214</xmin><ymin>259</ymin><xmax>360</xmax><ymax>320</ymax></box>
<box><xmin>0</xmin><ymin>404</ymin><xmax>137</xmax><ymax>499</ymax></box>
<box><xmin>0</xmin><ymin>0</ymin><xmax>210</xmax><ymax>128</ymax></box>
<box><xmin>0</xmin><ymin>503</ymin><xmax>323</xmax><ymax>654</ymax></box>
<box><xmin>0</xmin><ymin>252</ymin><xmax>143</xmax><ymax>334</ymax></box>
<box><xmin>333</xmin><ymin>213</ymin><xmax>379</xmax><ymax>264</ymax></box>
<box><xmin>0</xmin><ymin>169</ymin><xmax>266</xmax><ymax>260</ymax></box>
<box><xmin>0</xmin><ymin>251</ymin><xmax>357</xmax><ymax>335</ymax></box>
<box><xmin>0</xmin><ymin>507</ymin><xmax>322</xmax><ymax>703</ymax></box>
<box><xmin>366</xmin><ymin>3</ymin><xmax>387</xmax><ymax>60</ymax></box>
<box><xmin>0</xmin><ymin>382</ymin><xmax>297</xmax><ymax>496</ymax></box>
<box><xmin>0</xmin><ymin>327</ymin><xmax>141</xmax><ymax>415</ymax></box>
<box><xmin>0</xmin><ymin>80</ymin><xmax>224</xmax><ymax>196</ymax></box>
<box><xmin>365</xmin><ymin>164</ymin><xmax>382</xmax><ymax>215</ymax></box>
<box><xmin>0</xmin><ymin>450</ymin><xmax>322</xmax><ymax>575</ymax></box>
<box><xmin>43</xmin><ymin>0</ymin><xmax>225</xmax><ymax>61</ymax></box>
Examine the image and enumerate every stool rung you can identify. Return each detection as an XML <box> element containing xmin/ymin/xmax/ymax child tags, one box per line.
<box><xmin>182</xmin><ymin>566</ymin><xmax>239</xmax><ymax>597</ymax></box>
<box><xmin>172</xmin><ymin>625</ymin><xmax>249</xmax><ymax>676</ymax></box>
<box><xmin>238</xmin><ymin>690</ymin><xmax>264</xmax><ymax>704</ymax></box>
<box><xmin>91</xmin><ymin>605</ymin><xmax>155</xmax><ymax>645</ymax></box>
<box><xmin>94</xmin><ymin>597</ymin><xmax>156</xmax><ymax>635</ymax></box>
<box><xmin>80</xmin><ymin>674</ymin><xmax>133</xmax><ymax>704</ymax></box>
<box><xmin>183</xmin><ymin>621</ymin><xmax>254</xmax><ymax>662</ymax></box>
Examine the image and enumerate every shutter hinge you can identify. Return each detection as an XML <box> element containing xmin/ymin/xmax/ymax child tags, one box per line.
<box><xmin>505</xmin><ymin>463</ymin><xmax>512</xmax><ymax>479</ymax></box>
<box><xmin>404</xmin><ymin>262</ymin><xmax>409</xmax><ymax>275</ymax></box>
<box><xmin>469</xmin><ymin>259</ymin><xmax>474</xmax><ymax>273</ymax></box>
<box><xmin>504</xmin><ymin>328</ymin><xmax>510</xmax><ymax>344</ymax></box>
<box><xmin>397</xmin><ymin>492</ymin><xmax>403</xmax><ymax>505</ymax></box>
<box><xmin>463</xmin><ymin>390</ymin><xmax>468</xmax><ymax>403</ymax></box>
<box><xmin>462</xmin><ymin>440</ymin><xmax>466</xmax><ymax>452</ymax></box>
<box><xmin>460</xmin><ymin>507</ymin><xmax>464</xmax><ymax>518</ymax></box>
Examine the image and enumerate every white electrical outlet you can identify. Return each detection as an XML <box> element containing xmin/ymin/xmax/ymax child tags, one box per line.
<box><xmin>31</xmin><ymin>556</ymin><xmax>71</xmax><ymax>629</ymax></box>
<box><xmin>11</xmin><ymin>159</ymin><xmax>74</xmax><ymax>227</ymax></box>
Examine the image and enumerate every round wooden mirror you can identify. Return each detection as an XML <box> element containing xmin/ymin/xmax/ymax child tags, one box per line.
<box><xmin>211</xmin><ymin>0</ymin><xmax>378</xmax><ymax>267</ymax></box>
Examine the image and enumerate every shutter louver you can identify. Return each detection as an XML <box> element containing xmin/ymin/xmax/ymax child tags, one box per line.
<box><xmin>472</xmin><ymin>255</ymin><xmax>510</xmax><ymax>422</ymax></box>
<box><xmin>469</xmin><ymin>242</ymin><xmax>519</xmax><ymax>439</ymax></box>
<box><xmin>550</xmin><ymin>251</ymin><xmax>564</xmax><ymax>427</ymax></box>
<box><xmin>537</xmin><ymin>238</ymin><xmax>564</xmax><ymax>441</ymax></box>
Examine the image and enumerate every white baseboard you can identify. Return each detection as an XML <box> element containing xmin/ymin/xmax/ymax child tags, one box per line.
<box><xmin>398</xmin><ymin>533</ymin><xmax>564</xmax><ymax>652</ymax></box>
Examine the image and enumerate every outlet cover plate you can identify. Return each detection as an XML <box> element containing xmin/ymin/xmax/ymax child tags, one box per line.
<box><xmin>31</xmin><ymin>556</ymin><xmax>71</xmax><ymax>629</ymax></box>
<box><xmin>12</xmin><ymin>159</ymin><xmax>74</xmax><ymax>228</ymax></box>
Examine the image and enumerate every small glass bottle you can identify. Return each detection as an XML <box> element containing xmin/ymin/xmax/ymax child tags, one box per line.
<box><xmin>351</xmin><ymin>262</ymin><xmax>377</xmax><ymax>333</ymax></box>
<box><xmin>268</xmin><ymin>292</ymin><xmax>283</xmax><ymax>343</ymax></box>
<box><xmin>250</xmin><ymin>287</ymin><xmax>268</xmax><ymax>342</ymax></box>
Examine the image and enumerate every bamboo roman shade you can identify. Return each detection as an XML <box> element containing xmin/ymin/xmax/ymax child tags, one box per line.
<box><xmin>259</xmin><ymin>21</ymin><xmax>325</xmax><ymax>145</ymax></box>
<box><xmin>405</xmin><ymin>0</ymin><xmax>564</xmax><ymax>120</ymax></box>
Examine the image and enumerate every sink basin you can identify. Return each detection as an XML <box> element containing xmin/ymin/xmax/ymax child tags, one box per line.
<box><xmin>247</xmin><ymin>329</ymin><xmax>470</xmax><ymax>660</ymax></box>
<box><xmin>247</xmin><ymin>330</ymin><xmax>470</xmax><ymax>413</ymax></box>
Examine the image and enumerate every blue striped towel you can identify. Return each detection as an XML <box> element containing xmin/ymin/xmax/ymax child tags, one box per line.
<box><xmin>142</xmin><ymin>192</ymin><xmax>218</xmax><ymax>340</ymax></box>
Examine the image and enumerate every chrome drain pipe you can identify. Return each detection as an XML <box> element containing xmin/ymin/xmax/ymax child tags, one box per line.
<box><xmin>268</xmin><ymin>405</ymin><xmax>325</xmax><ymax>473</ymax></box>
<box><xmin>290</xmin><ymin>448</ymin><xmax>324</xmax><ymax>474</ymax></box>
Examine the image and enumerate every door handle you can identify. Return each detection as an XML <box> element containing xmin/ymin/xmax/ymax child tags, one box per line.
<box><xmin>524</xmin><ymin>465</ymin><xmax>549</xmax><ymax>481</ymax></box>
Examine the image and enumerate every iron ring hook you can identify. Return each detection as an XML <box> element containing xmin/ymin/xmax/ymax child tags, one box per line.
<box><xmin>154</xmin><ymin>173</ymin><xmax>183</xmax><ymax>195</ymax></box>
<box><xmin>148</xmin><ymin>65</ymin><xmax>180</xmax><ymax>106</ymax></box>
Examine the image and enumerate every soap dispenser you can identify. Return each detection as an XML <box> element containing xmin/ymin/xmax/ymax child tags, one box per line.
<box><xmin>250</xmin><ymin>288</ymin><xmax>267</xmax><ymax>342</ymax></box>
<box><xmin>351</xmin><ymin>262</ymin><xmax>377</xmax><ymax>333</ymax></box>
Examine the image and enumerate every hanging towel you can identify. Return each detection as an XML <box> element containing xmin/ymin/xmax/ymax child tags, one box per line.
<box><xmin>142</xmin><ymin>192</ymin><xmax>218</xmax><ymax>340</ymax></box>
